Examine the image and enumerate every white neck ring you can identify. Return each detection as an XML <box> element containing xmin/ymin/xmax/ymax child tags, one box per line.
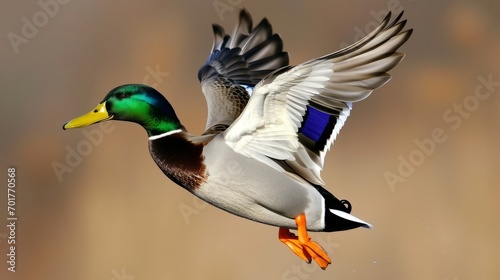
<box><xmin>148</xmin><ymin>129</ymin><xmax>183</xmax><ymax>140</ymax></box>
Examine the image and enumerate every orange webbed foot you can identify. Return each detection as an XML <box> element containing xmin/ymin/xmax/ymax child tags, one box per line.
<box><xmin>279</xmin><ymin>213</ymin><xmax>332</xmax><ymax>269</ymax></box>
<box><xmin>279</xmin><ymin>227</ymin><xmax>312</xmax><ymax>263</ymax></box>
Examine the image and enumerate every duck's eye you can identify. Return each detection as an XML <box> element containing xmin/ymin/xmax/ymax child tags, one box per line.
<box><xmin>117</xmin><ymin>92</ymin><xmax>130</xmax><ymax>99</ymax></box>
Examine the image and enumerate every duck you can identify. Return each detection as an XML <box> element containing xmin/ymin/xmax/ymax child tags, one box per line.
<box><xmin>63</xmin><ymin>9</ymin><xmax>412</xmax><ymax>269</ymax></box>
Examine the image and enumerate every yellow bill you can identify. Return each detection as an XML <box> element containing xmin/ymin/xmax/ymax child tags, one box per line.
<box><xmin>63</xmin><ymin>102</ymin><xmax>113</xmax><ymax>130</ymax></box>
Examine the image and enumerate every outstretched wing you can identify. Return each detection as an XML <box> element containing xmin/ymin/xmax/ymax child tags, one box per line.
<box><xmin>223</xmin><ymin>12</ymin><xmax>412</xmax><ymax>185</ymax></box>
<box><xmin>198</xmin><ymin>9</ymin><xmax>289</xmax><ymax>135</ymax></box>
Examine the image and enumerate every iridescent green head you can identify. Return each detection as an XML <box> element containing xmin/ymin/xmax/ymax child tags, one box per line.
<box><xmin>63</xmin><ymin>84</ymin><xmax>183</xmax><ymax>137</ymax></box>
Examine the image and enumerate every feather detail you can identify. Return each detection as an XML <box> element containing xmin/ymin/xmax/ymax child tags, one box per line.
<box><xmin>199</xmin><ymin>9</ymin><xmax>289</xmax><ymax>133</ymax></box>
<box><xmin>223</xmin><ymin>11</ymin><xmax>412</xmax><ymax>184</ymax></box>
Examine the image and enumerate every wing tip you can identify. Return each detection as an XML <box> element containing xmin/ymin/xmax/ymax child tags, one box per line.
<box><xmin>201</xmin><ymin>8</ymin><xmax>289</xmax><ymax>86</ymax></box>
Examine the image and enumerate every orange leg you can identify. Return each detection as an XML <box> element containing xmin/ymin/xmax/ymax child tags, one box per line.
<box><xmin>279</xmin><ymin>214</ymin><xmax>332</xmax><ymax>269</ymax></box>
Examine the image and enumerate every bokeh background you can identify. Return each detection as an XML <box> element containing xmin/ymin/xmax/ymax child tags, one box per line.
<box><xmin>1</xmin><ymin>0</ymin><xmax>499</xmax><ymax>279</ymax></box>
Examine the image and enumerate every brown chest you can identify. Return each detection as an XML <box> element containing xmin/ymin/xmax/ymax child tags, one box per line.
<box><xmin>148</xmin><ymin>134</ymin><xmax>208</xmax><ymax>191</ymax></box>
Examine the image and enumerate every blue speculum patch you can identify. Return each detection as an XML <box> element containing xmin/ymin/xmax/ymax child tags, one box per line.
<box><xmin>300</xmin><ymin>106</ymin><xmax>338</xmax><ymax>149</ymax></box>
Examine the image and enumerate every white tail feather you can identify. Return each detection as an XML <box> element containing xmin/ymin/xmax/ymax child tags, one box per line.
<box><xmin>329</xmin><ymin>209</ymin><xmax>373</xmax><ymax>229</ymax></box>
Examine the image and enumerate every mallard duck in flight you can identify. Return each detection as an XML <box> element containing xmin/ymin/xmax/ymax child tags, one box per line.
<box><xmin>63</xmin><ymin>9</ymin><xmax>411</xmax><ymax>269</ymax></box>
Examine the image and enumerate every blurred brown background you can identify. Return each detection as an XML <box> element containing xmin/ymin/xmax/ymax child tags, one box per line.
<box><xmin>1</xmin><ymin>0</ymin><xmax>499</xmax><ymax>279</ymax></box>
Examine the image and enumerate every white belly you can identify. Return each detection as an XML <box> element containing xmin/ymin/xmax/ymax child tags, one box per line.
<box><xmin>194</xmin><ymin>135</ymin><xmax>325</xmax><ymax>231</ymax></box>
